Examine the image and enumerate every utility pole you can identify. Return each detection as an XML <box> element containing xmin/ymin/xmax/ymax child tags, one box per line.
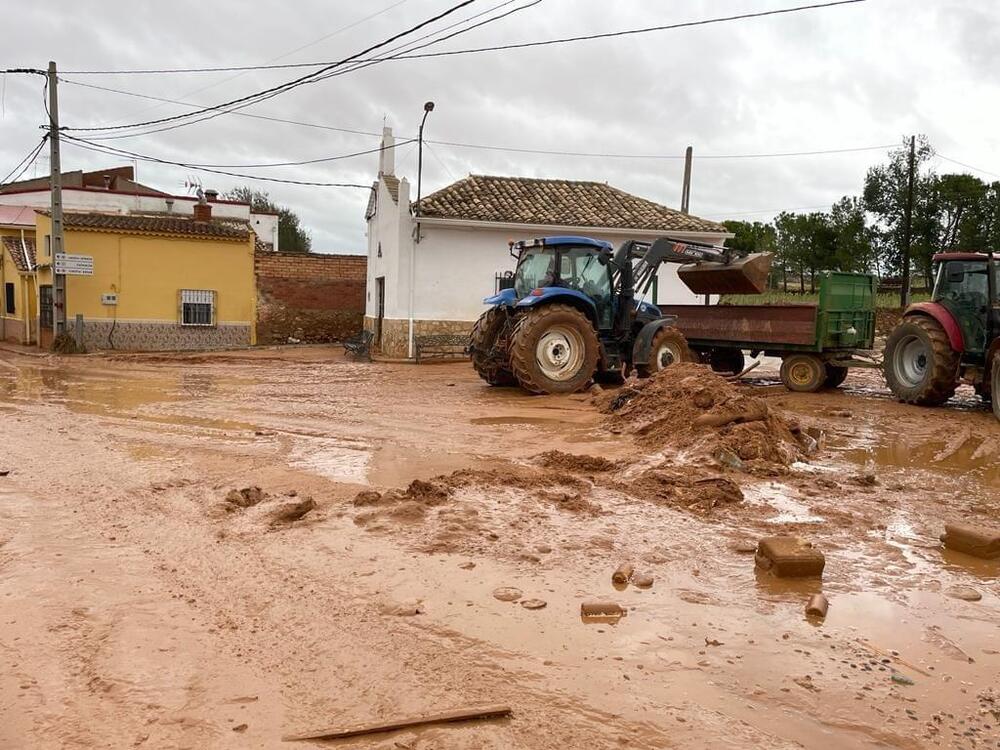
<box><xmin>409</xmin><ymin>101</ymin><xmax>434</xmax><ymax>359</ymax></box>
<box><xmin>48</xmin><ymin>60</ymin><xmax>67</xmax><ymax>339</ymax></box>
<box><xmin>680</xmin><ymin>146</ymin><xmax>693</xmax><ymax>215</ymax></box>
<box><xmin>901</xmin><ymin>134</ymin><xmax>916</xmax><ymax>308</ymax></box>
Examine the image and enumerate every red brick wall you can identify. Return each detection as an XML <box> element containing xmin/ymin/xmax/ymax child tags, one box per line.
<box><xmin>255</xmin><ymin>252</ymin><xmax>367</xmax><ymax>344</ymax></box>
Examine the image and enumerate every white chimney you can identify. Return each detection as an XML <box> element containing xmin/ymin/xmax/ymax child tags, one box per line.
<box><xmin>378</xmin><ymin>126</ymin><xmax>395</xmax><ymax>177</ymax></box>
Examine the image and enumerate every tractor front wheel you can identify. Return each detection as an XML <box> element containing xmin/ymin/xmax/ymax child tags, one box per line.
<box><xmin>636</xmin><ymin>326</ymin><xmax>694</xmax><ymax>378</ymax></box>
<box><xmin>509</xmin><ymin>304</ymin><xmax>599</xmax><ymax>394</ymax></box>
<box><xmin>884</xmin><ymin>316</ymin><xmax>960</xmax><ymax>406</ymax></box>
<box><xmin>469</xmin><ymin>308</ymin><xmax>516</xmax><ymax>386</ymax></box>
<box><xmin>780</xmin><ymin>354</ymin><xmax>826</xmax><ymax>393</ymax></box>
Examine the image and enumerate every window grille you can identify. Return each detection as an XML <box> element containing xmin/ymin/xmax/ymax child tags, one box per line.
<box><xmin>180</xmin><ymin>289</ymin><xmax>215</xmax><ymax>326</ymax></box>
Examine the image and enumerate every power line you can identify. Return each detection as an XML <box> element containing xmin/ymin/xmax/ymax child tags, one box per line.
<box><xmin>58</xmin><ymin>76</ymin><xmax>896</xmax><ymax>162</ymax></box>
<box><xmin>62</xmin><ymin>135</ymin><xmax>374</xmax><ymax>189</ymax></box>
<box><xmin>937</xmin><ymin>154</ymin><xmax>1000</xmax><ymax>180</ymax></box>
<box><xmin>60</xmin><ymin>0</ymin><xmax>480</xmax><ymax>134</ymax></box>
<box><xmin>65</xmin><ymin>0</ymin><xmax>538</xmax><ymax>143</ymax></box>
<box><xmin>58</xmin><ymin>0</ymin><xmax>866</xmax><ymax>76</ymax></box>
<box><xmin>0</xmin><ymin>135</ymin><xmax>49</xmax><ymax>185</ymax></box>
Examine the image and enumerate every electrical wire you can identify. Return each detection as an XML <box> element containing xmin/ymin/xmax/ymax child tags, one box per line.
<box><xmin>58</xmin><ymin>0</ymin><xmax>866</xmax><ymax>75</ymax></box>
<box><xmin>68</xmin><ymin>0</ymin><xmax>538</xmax><ymax>142</ymax></box>
<box><xmin>0</xmin><ymin>135</ymin><xmax>49</xmax><ymax>186</ymax></box>
<box><xmin>60</xmin><ymin>0</ymin><xmax>479</xmax><ymax>134</ymax></box>
<box><xmin>60</xmin><ymin>135</ymin><xmax>374</xmax><ymax>188</ymax></box>
<box><xmin>58</xmin><ymin>76</ymin><xmax>897</xmax><ymax>162</ymax></box>
<box><xmin>937</xmin><ymin>154</ymin><xmax>1000</xmax><ymax>180</ymax></box>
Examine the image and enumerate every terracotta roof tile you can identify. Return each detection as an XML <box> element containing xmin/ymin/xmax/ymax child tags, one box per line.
<box><xmin>1</xmin><ymin>235</ymin><xmax>36</xmax><ymax>272</ymax></box>
<box><xmin>415</xmin><ymin>175</ymin><xmax>726</xmax><ymax>233</ymax></box>
<box><xmin>48</xmin><ymin>211</ymin><xmax>251</xmax><ymax>240</ymax></box>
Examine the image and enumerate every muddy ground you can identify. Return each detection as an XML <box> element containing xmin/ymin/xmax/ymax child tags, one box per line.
<box><xmin>0</xmin><ymin>346</ymin><xmax>998</xmax><ymax>749</ymax></box>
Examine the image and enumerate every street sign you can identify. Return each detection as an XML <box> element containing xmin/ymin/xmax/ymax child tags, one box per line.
<box><xmin>54</xmin><ymin>253</ymin><xmax>93</xmax><ymax>276</ymax></box>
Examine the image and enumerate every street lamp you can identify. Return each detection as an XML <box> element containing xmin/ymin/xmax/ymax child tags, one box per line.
<box><xmin>409</xmin><ymin>101</ymin><xmax>435</xmax><ymax>359</ymax></box>
<box><xmin>415</xmin><ymin>100</ymin><xmax>435</xmax><ymax>232</ymax></box>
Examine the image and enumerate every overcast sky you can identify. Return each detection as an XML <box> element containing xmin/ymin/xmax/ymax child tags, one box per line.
<box><xmin>2</xmin><ymin>0</ymin><xmax>998</xmax><ymax>253</ymax></box>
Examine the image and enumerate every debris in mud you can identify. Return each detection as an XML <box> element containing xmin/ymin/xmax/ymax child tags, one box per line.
<box><xmin>225</xmin><ymin>486</ymin><xmax>266</xmax><ymax>508</ymax></box>
<box><xmin>614</xmin><ymin>467</ymin><xmax>743</xmax><ymax>514</ymax></box>
<box><xmin>232</xmin><ymin>723</ymin><xmax>248</xmax><ymax>733</ymax></box>
<box><xmin>805</xmin><ymin>593</ymin><xmax>829</xmax><ymax>619</ymax></box>
<box><xmin>940</xmin><ymin>523</ymin><xmax>1000</xmax><ymax>560</ymax></box>
<box><xmin>611</xmin><ymin>562</ymin><xmax>635</xmax><ymax>585</ymax></box>
<box><xmin>632</xmin><ymin>572</ymin><xmax>654</xmax><ymax>589</ymax></box>
<box><xmin>268</xmin><ymin>497</ymin><xmax>316</xmax><ymax>526</ymax></box>
<box><xmin>458</xmin><ymin>561</ymin><xmax>476</xmax><ymax>570</ymax></box>
<box><xmin>0</xmin><ymin>469</ymin><xmax>10</xmax><ymax>477</ymax></box>
<box><xmin>520</xmin><ymin>599</ymin><xmax>547</xmax><ymax>610</ymax></box>
<box><xmin>850</xmin><ymin>468</ymin><xmax>878</xmax><ymax>487</ymax></box>
<box><xmin>730</xmin><ymin>538</ymin><xmax>758</xmax><ymax>554</ymax></box>
<box><xmin>538</xmin><ymin>489</ymin><xmax>602</xmax><ymax>515</ymax></box>
<box><xmin>379</xmin><ymin>599</ymin><xmax>423</xmax><ymax>617</ymax></box>
<box><xmin>945</xmin><ymin>585</ymin><xmax>982</xmax><ymax>602</ymax></box>
<box><xmin>580</xmin><ymin>601</ymin><xmax>625</xmax><ymax>620</ymax></box>
<box><xmin>755</xmin><ymin>536</ymin><xmax>826</xmax><ymax>578</ymax></box>
<box><xmin>492</xmin><ymin>587</ymin><xmax>522</xmax><ymax>602</ymax></box>
<box><xmin>890</xmin><ymin>672</ymin><xmax>915</xmax><ymax>686</ymax></box>
<box><xmin>534</xmin><ymin>450</ymin><xmax>616</xmax><ymax>474</ymax></box>
<box><xmin>602</xmin><ymin>364</ymin><xmax>809</xmax><ymax>473</ymax></box>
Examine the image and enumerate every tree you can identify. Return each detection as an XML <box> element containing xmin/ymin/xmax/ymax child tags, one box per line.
<box><xmin>862</xmin><ymin>136</ymin><xmax>936</xmax><ymax>285</ymax></box>
<box><xmin>224</xmin><ymin>186</ymin><xmax>312</xmax><ymax>253</ymax></box>
<box><xmin>829</xmin><ymin>196</ymin><xmax>876</xmax><ymax>274</ymax></box>
<box><xmin>774</xmin><ymin>211</ymin><xmax>836</xmax><ymax>292</ymax></box>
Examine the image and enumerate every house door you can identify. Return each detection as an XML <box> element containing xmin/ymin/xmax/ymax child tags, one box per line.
<box><xmin>375</xmin><ymin>276</ymin><xmax>385</xmax><ymax>349</ymax></box>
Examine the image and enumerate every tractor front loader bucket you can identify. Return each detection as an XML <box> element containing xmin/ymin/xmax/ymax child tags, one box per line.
<box><xmin>677</xmin><ymin>252</ymin><xmax>773</xmax><ymax>296</ymax></box>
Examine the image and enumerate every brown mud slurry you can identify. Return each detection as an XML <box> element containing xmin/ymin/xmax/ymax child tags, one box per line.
<box><xmin>0</xmin><ymin>347</ymin><xmax>998</xmax><ymax>749</ymax></box>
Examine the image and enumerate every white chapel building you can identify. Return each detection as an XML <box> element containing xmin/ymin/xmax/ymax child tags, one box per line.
<box><xmin>364</xmin><ymin>128</ymin><xmax>731</xmax><ymax>359</ymax></box>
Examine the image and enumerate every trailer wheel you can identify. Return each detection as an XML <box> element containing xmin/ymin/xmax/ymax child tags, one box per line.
<box><xmin>509</xmin><ymin>303</ymin><xmax>599</xmax><ymax>394</ymax></box>
<box><xmin>991</xmin><ymin>356</ymin><xmax>1000</xmax><ymax>422</ymax></box>
<box><xmin>636</xmin><ymin>326</ymin><xmax>694</xmax><ymax>378</ymax></box>
<box><xmin>780</xmin><ymin>354</ymin><xmax>826</xmax><ymax>393</ymax></box>
<box><xmin>709</xmin><ymin>348</ymin><xmax>746</xmax><ymax>375</ymax></box>
<box><xmin>823</xmin><ymin>364</ymin><xmax>849</xmax><ymax>389</ymax></box>
<box><xmin>884</xmin><ymin>316</ymin><xmax>959</xmax><ymax>406</ymax></box>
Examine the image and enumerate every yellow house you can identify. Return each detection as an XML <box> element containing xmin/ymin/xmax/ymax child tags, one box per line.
<box><xmin>0</xmin><ymin>206</ymin><xmax>38</xmax><ymax>345</ymax></box>
<box><xmin>33</xmin><ymin>207</ymin><xmax>257</xmax><ymax>351</ymax></box>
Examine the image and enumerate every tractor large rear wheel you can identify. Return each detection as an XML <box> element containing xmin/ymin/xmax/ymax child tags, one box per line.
<box><xmin>884</xmin><ymin>316</ymin><xmax>960</xmax><ymax>406</ymax></box>
<box><xmin>469</xmin><ymin>308</ymin><xmax>516</xmax><ymax>386</ymax></box>
<box><xmin>509</xmin><ymin>304</ymin><xmax>599</xmax><ymax>394</ymax></box>
<box><xmin>636</xmin><ymin>326</ymin><xmax>694</xmax><ymax>378</ymax></box>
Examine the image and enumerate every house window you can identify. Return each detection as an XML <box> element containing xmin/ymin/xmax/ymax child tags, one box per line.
<box><xmin>4</xmin><ymin>283</ymin><xmax>14</xmax><ymax>315</ymax></box>
<box><xmin>44</xmin><ymin>235</ymin><xmax>51</xmax><ymax>257</ymax></box>
<box><xmin>180</xmin><ymin>289</ymin><xmax>215</xmax><ymax>326</ymax></box>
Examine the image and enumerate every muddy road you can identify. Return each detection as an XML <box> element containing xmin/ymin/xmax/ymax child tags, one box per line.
<box><xmin>0</xmin><ymin>347</ymin><xmax>998</xmax><ymax>749</ymax></box>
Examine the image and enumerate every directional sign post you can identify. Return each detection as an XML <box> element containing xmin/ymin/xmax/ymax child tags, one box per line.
<box><xmin>53</xmin><ymin>253</ymin><xmax>93</xmax><ymax>276</ymax></box>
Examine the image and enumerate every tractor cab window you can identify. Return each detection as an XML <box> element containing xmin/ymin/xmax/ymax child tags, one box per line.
<box><xmin>514</xmin><ymin>249</ymin><xmax>556</xmax><ymax>297</ymax></box>
<box><xmin>560</xmin><ymin>247</ymin><xmax>613</xmax><ymax>328</ymax></box>
<box><xmin>934</xmin><ymin>259</ymin><xmax>989</xmax><ymax>353</ymax></box>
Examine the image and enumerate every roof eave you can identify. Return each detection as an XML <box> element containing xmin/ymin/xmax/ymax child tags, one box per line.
<box><xmin>416</xmin><ymin>216</ymin><xmax>733</xmax><ymax>239</ymax></box>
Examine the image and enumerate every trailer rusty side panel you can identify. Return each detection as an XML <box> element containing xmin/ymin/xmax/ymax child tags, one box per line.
<box><xmin>659</xmin><ymin>304</ymin><xmax>819</xmax><ymax>347</ymax></box>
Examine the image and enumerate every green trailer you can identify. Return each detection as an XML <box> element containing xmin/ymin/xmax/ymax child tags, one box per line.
<box><xmin>660</xmin><ymin>271</ymin><xmax>878</xmax><ymax>392</ymax></box>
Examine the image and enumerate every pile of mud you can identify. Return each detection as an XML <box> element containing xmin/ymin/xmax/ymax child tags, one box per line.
<box><xmin>604</xmin><ymin>363</ymin><xmax>812</xmax><ymax>473</ymax></box>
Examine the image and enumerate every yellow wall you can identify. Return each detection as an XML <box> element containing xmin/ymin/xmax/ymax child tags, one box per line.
<box><xmin>0</xmin><ymin>227</ymin><xmax>37</xmax><ymax>344</ymax></box>
<box><xmin>34</xmin><ymin>215</ymin><xmax>256</xmax><ymax>343</ymax></box>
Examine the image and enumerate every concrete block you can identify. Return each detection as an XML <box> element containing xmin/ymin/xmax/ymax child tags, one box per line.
<box><xmin>755</xmin><ymin>536</ymin><xmax>825</xmax><ymax>578</ymax></box>
<box><xmin>941</xmin><ymin>523</ymin><xmax>1000</xmax><ymax>560</ymax></box>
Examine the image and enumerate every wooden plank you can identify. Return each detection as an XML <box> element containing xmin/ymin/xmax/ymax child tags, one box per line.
<box><xmin>282</xmin><ymin>704</ymin><xmax>512</xmax><ymax>742</ymax></box>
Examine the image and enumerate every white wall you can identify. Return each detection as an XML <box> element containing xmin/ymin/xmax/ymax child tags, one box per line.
<box><xmin>412</xmin><ymin>222</ymin><xmax>725</xmax><ymax>321</ymax></box>
<box><xmin>365</xmin><ymin>177</ymin><xmax>411</xmax><ymax>320</ymax></box>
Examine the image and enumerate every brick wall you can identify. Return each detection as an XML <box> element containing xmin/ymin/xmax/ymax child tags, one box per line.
<box><xmin>255</xmin><ymin>252</ymin><xmax>367</xmax><ymax>344</ymax></box>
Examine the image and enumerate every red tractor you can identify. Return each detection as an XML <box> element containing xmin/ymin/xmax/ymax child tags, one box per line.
<box><xmin>884</xmin><ymin>252</ymin><xmax>1000</xmax><ymax>420</ymax></box>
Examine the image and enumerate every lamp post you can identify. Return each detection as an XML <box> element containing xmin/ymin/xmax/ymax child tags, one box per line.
<box><xmin>415</xmin><ymin>100</ymin><xmax>435</xmax><ymax>238</ymax></box>
<box><xmin>409</xmin><ymin>101</ymin><xmax>434</xmax><ymax>359</ymax></box>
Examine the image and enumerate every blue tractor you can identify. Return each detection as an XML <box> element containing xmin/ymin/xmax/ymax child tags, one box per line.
<box><xmin>469</xmin><ymin>235</ymin><xmax>771</xmax><ymax>394</ymax></box>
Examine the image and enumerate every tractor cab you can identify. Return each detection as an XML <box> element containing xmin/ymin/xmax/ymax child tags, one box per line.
<box><xmin>930</xmin><ymin>252</ymin><xmax>999</xmax><ymax>357</ymax></box>
<box><xmin>509</xmin><ymin>237</ymin><xmax>618</xmax><ymax>330</ymax></box>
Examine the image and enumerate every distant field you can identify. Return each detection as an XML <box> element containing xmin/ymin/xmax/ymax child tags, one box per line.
<box><xmin>719</xmin><ymin>291</ymin><xmax>931</xmax><ymax>308</ymax></box>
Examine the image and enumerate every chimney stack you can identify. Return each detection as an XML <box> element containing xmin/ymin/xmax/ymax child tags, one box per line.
<box><xmin>193</xmin><ymin>192</ymin><xmax>212</xmax><ymax>222</ymax></box>
<box><xmin>205</xmin><ymin>188</ymin><xmax>218</xmax><ymax>202</ymax></box>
